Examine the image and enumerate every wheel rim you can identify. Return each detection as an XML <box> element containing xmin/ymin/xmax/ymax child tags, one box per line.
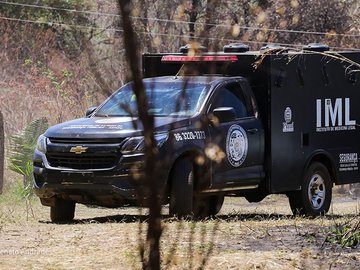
<box><xmin>308</xmin><ymin>173</ymin><xmax>326</xmax><ymax>210</ymax></box>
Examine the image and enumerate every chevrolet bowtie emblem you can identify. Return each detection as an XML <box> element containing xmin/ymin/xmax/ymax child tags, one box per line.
<box><xmin>70</xmin><ymin>146</ymin><xmax>88</xmax><ymax>154</ymax></box>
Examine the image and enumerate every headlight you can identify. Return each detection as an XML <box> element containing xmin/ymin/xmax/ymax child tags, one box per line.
<box><xmin>154</xmin><ymin>133</ymin><xmax>169</xmax><ymax>148</ymax></box>
<box><xmin>36</xmin><ymin>134</ymin><xmax>48</xmax><ymax>154</ymax></box>
<box><xmin>121</xmin><ymin>136</ymin><xmax>144</xmax><ymax>153</ymax></box>
<box><xmin>121</xmin><ymin>133</ymin><xmax>168</xmax><ymax>153</ymax></box>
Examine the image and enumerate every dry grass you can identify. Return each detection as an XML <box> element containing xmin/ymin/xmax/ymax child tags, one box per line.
<box><xmin>0</xmin><ymin>193</ymin><xmax>359</xmax><ymax>270</ymax></box>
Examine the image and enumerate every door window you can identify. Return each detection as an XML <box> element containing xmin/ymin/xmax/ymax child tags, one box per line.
<box><xmin>210</xmin><ymin>83</ymin><xmax>250</xmax><ymax>119</ymax></box>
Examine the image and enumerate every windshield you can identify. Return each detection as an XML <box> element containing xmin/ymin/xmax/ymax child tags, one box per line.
<box><xmin>95</xmin><ymin>81</ymin><xmax>209</xmax><ymax>117</ymax></box>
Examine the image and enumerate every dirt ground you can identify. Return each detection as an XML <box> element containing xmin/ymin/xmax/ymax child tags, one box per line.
<box><xmin>0</xmin><ymin>193</ymin><xmax>359</xmax><ymax>270</ymax></box>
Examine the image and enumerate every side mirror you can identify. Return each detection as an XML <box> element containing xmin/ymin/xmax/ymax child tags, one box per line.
<box><xmin>86</xmin><ymin>106</ymin><xmax>97</xmax><ymax>117</ymax></box>
<box><xmin>212</xmin><ymin>107</ymin><xmax>236</xmax><ymax>123</ymax></box>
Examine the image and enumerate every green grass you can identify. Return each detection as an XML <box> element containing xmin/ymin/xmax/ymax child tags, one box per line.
<box><xmin>0</xmin><ymin>179</ymin><xmax>32</xmax><ymax>204</ymax></box>
<box><xmin>325</xmin><ymin>221</ymin><xmax>360</xmax><ymax>248</ymax></box>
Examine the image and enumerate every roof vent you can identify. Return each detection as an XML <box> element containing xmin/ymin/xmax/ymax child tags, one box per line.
<box><xmin>179</xmin><ymin>44</ymin><xmax>208</xmax><ymax>54</ymax></box>
<box><xmin>260</xmin><ymin>44</ymin><xmax>289</xmax><ymax>53</ymax></box>
<box><xmin>303</xmin><ymin>43</ymin><xmax>330</xmax><ymax>52</ymax></box>
<box><xmin>223</xmin><ymin>43</ymin><xmax>250</xmax><ymax>53</ymax></box>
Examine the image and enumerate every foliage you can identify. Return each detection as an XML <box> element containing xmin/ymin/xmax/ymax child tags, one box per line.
<box><xmin>325</xmin><ymin>221</ymin><xmax>360</xmax><ymax>248</ymax></box>
<box><xmin>0</xmin><ymin>179</ymin><xmax>33</xmax><ymax>203</ymax></box>
<box><xmin>8</xmin><ymin>118</ymin><xmax>48</xmax><ymax>197</ymax></box>
<box><xmin>0</xmin><ymin>0</ymin><xmax>93</xmax><ymax>59</ymax></box>
<box><xmin>2</xmin><ymin>0</ymin><xmax>359</xmax><ymax>136</ymax></box>
<box><xmin>126</xmin><ymin>0</ymin><xmax>360</xmax><ymax>52</ymax></box>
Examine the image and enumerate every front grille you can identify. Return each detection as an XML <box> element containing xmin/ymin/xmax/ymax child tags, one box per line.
<box><xmin>46</xmin><ymin>137</ymin><xmax>124</xmax><ymax>170</ymax></box>
<box><xmin>47</xmin><ymin>153</ymin><xmax>118</xmax><ymax>170</ymax></box>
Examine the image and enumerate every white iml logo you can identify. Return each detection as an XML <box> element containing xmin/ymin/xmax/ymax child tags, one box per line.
<box><xmin>316</xmin><ymin>98</ymin><xmax>356</xmax><ymax>132</ymax></box>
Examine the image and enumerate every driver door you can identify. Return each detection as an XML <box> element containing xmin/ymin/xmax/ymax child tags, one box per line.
<box><xmin>207</xmin><ymin>81</ymin><xmax>264</xmax><ymax>189</ymax></box>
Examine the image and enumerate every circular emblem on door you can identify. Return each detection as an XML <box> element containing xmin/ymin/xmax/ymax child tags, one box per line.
<box><xmin>226</xmin><ymin>124</ymin><xmax>248</xmax><ymax>167</ymax></box>
<box><xmin>284</xmin><ymin>107</ymin><xmax>292</xmax><ymax>124</ymax></box>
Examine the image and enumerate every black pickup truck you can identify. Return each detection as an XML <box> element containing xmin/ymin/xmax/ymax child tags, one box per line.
<box><xmin>34</xmin><ymin>44</ymin><xmax>360</xmax><ymax>222</ymax></box>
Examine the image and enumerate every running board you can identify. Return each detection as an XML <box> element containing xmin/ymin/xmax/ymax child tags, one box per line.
<box><xmin>201</xmin><ymin>184</ymin><xmax>259</xmax><ymax>194</ymax></box>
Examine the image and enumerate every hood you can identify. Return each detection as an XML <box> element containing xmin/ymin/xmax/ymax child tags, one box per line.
<box><xmin>44</xmin><ymin>116</ymin><xmax>191</xmax><ymax>139</ymax></box>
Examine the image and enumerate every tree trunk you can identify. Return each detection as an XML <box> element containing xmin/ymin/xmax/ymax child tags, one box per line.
<box><xmin>0</xmin><ymin>111</ymin><xmax>4</xmax><ymax>194</ymax></box>
<box><xmin>117</xmin><ymin>1</ymin><xmax>162</xmax><ymax>269</ymax></box>
<box><xmin>201</xmin><ymin>0</ymin><xmax>219</xmax><ymax>48</ymax></box>
<box><xmin>189</xmin><ymin>0</ymin><xmax>201</xmax><ymax>39</ymax></box>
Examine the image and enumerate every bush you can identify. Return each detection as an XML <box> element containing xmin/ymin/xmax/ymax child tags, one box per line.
<box><xmin>8</xmin><ymin>118</ymin><xmax>48</xmax><ymax>198</ymax></box>
<box><xmin>325</xmin><ymin>221</ymin><xmax>360</xmax><ymax>248</ymax></box>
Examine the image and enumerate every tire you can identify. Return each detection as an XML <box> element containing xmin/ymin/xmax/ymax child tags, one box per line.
<box><xmin>50</xmin><ymin>199</ymin><xmax>76</xmax><ymax>223</ymax></box>
<box><xmin>244</xmin><ymin>192</ymin><xmax>267</xmax><ymax>203</ymax></box>
<box><xmin>288</xmin><ymin>162</ymin><xmax>332</xmax><ymax>217</ymax></box>
<box><xmin>244</xmin><ymin>185</ymin><xmax>268</xmax><ymax>203</ymax></box>
<box><xmin>193</xmin><ymin>195</ymin><xmax>224</xmax><ymax>218</ymax></box>
<box><xmin>169</xmin><ymin>158</ymin><xmax>223</xmax><ymax>219</ymax></box>
<box><xmin>169</xmin><ymin>158</ymin><xmax>194</xmax><ymax>217</ymax></box>
<box><xmin>208</xmin><ymin>195</ymin><xmax>224</xmax><ymax>216</ymax></box>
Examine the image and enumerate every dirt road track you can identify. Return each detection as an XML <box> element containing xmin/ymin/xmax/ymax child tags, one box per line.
<box><xmin>0</xmin><ymin>194</ymin><xmax>359</xmax><ymax>269</ymax></box>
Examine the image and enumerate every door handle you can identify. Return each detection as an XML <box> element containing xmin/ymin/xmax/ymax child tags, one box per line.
<box><xmin>247</xmin><ymin>128</ymin><xmax>258</xmax><ymax>134</ymax></box>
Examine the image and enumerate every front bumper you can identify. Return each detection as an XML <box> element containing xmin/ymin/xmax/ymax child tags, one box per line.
<box><xmin>33</xmin><ymin>150</ymin><xmax>145</xmax><ymax>207</ymax></box>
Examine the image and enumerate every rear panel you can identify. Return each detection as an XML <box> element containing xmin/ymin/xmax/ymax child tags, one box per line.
<box><xmin>269</xmin><ymin>52</ymin><xmax>360</xmax><ymax>192</ymax></box>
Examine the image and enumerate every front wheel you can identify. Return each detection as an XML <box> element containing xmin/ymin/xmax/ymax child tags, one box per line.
<box><xmin>50</xmin><ymin>198</ymin><xmax>76</xmax><ymax>223</ymax></box>
<box><xmin>193</xmin><ymin>194</ymin><xmax>224</xmax><ymax>218</ymax></box>
<box><xmin>169</xmin><ymin>158</ymin><xmax>194</xmax><ymax>217</ymax></box>
<box><xmin>288</xmin><ymin>162</ymin><xmax>332</xmax><ymax>217</ymax></box>
<box><xmin>169</xmin><ymin>158</ymin><xmax>223</xmax><ymax>219</ymax></box>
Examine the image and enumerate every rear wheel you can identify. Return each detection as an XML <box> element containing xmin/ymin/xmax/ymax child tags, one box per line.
<box><xmin>288</xmin><ymin>162</ymin><xmax>332</xmax><ymax>217</ymax></box>
<box><xmin>50</xmin><ymin>199</ymin><xmax>76</xmax><ymax>223</ymax></box>
<box><xmin>208</xmin><ymin>195</ymin><xmax>224</xmax><ymax>216</ymax></box>
<box><xmin>244</xmin><ymin>184</ymin><xmax>268</xmax><ymax>203</ymax></box>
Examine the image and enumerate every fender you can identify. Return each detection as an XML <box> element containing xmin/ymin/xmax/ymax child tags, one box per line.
<box><xmin>303</xmin><ymin>149</ymin><xmax>338</xmax><ymax>186</ymax></box>
<box><xmin>165</xmin><ymin>143</ymin><xmax>210</xmax><ymax>191</ymax></box>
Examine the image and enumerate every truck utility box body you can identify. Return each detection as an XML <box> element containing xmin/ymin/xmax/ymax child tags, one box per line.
<box><xmin>143</xmin><ymin>51</ymin><xmax>360</xmax><ymax>193</ymax></box>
